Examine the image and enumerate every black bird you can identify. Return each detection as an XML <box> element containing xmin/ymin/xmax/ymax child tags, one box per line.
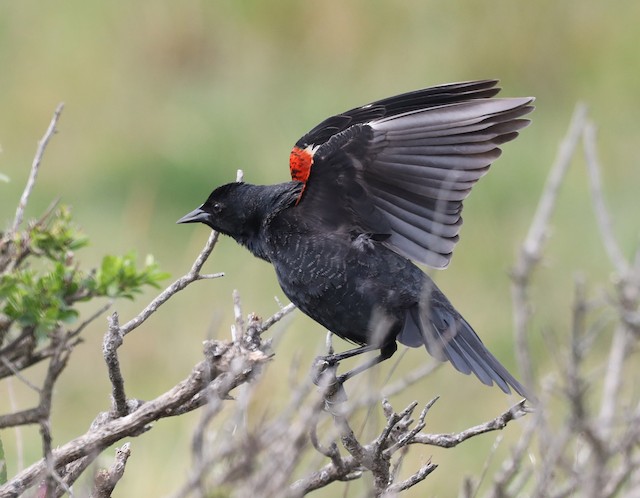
<box><xmin>178</xmin><ymin>80</ymin><xmax>534</xmax><ymax>399</ymax></box>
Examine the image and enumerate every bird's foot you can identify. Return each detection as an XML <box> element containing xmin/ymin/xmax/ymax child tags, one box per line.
<box><xmin>312</xmin><ymin>355</ymin><xmax>348</xmax><ymax>406</ymax></box>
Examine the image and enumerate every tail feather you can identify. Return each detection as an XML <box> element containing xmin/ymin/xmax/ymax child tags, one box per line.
<box><xmin>398</xmin><ymin>287</ymin><xmax>532</xmax><ymax>399</ymax></box>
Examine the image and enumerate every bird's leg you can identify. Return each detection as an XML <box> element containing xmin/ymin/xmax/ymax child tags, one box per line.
<box><xmin>322</xmin><ymin>343</ymin><xmax>381</xmax><ymax>363</ymax></box>
<box><xmin>313</xmin><ymin>341</ymin><xmax>398</xmax><ymax>408</ymax></box>
<box><xmin>335</xmin><ymin>341</ymin><xmax>397</xmax><ymax>383</ymax></box>
<box><xmin>313</xmin><ymin>341</ymin><xmax>398</xmax><ymax>385</ymax></box>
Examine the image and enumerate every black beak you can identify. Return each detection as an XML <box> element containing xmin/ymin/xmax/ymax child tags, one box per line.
<box><xmin>176</xmin><ymin>206</ymin><xmax>210</xmax><ymax>225</ymax></box>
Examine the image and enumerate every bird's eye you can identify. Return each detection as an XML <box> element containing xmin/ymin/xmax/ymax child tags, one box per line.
<box><xmin>211</xmin><ymin>202</ymin><xmax>223</xmax><ymax>214</ymax></box>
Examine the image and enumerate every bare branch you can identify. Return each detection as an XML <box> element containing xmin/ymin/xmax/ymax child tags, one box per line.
<box><xmin>598</xmin><ymin>324</ymin><xmax>630</xmax><ymax>437</ymax></box>
<box><xmin>90</xmin><ymin>443</ymin><xmax>131</xmax><ymax>498</ymax></box>
<box><xmin>68</xmin><ymin>301</ymin><xmax>113</xmax><ymax>340</ymax></box>
<box><xmin>0</xmin><ymin>342</ymin><xmax>269</xmax><ymax>498</ymax></box>
<box><xmin>511</xmin><ymin>103</ymin><xmax>588</xmax><ymax>391</ymax></box>
<box><xmin>381</xmin><ymin>364</ymin><xmax>441</xmax><ymax>401</ymax></box>
<box><xmin>290</xmin><ymin>400</ymin><xmax>527</xmax><ymax>497</ymax></box>
<box><xmin>486</xmin><ymin>412</ymin><xmax>537</xmax><ymax>497</ymax></box>
<box><xmin>231</xmin><ymin>289</ymin><xmax>244</xmax><ymax>341</ymax></box>
<box><xmin>582</xmin><ymin>121</ymin><xmax>629</xmax><ymax>275</ymax></box>
<box><xmin>411</xmin><ymin>400</ymin><xmax>529</xmax><ymax>448</ymax></box>
<box><xmin>258</xmin><ymin>302</ymin><xmax>297</xmax><ymax>335</ymax></box>
<box><xmin>9</xmin><ymin>103</ymin><xmax>64</xmax><ymax>235</ymax></box>
<box><xmin>0</xmin><ymin>356</ymin><xmax>41</xmax><ymax>393</ymax></box>
<box><xmin>103</xmin><ymin>313</ymin><xmax>129</xmax><ymax>417</ymax></box>
<box><xmin>383</xmin><ymin>460</ymin><xmax>437</xmax><ymax>495</ymax></box>
<box><xmin>517</xmin><ymin>104</ymin><xmax>589</xmax><ymax>267</ymax></box>
<box><xmin>119</xmin><ymin>230</ymin><xmax>222</xmax><ymax>337</ymax></box>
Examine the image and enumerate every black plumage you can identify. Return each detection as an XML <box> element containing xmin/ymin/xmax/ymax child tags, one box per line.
<box><xmin>178</xmin><ymin>80</ymin><xmax>534</xmax><ymax>399</ymax></box>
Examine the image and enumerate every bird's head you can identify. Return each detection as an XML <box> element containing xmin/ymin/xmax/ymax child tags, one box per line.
<box><xmin>177</xmin><ymin>181</ymin><xmax>303</xmax><ymax>241</ymax></box>
<box><xmin>176</xmin><ymin>182</ymin><xmax>255</xmax><ymax>237</ymax></box>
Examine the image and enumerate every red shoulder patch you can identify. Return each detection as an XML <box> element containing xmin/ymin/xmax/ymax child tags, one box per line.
<box><xmin>289</xmin><ymin>146</ymin><xmax>314</xmax><ymax>183</ymax></box>
<box><xmin>289</xmin><ymin>146</ymin><xmax>316</xmax><ymax>204</ymax></box>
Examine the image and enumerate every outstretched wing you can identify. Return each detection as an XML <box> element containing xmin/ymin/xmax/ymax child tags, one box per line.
<box><xmin>289</xmin><ymin>80</ymin><xmax>534</xmax><ymax>268</ymax></box>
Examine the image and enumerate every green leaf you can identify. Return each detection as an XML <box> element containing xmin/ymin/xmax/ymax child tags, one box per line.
<box><xmin>1</xmin><ymin>205</ymin><xmax>169</xmax><ymax>336</ymax></box>
<box><xmin>29</xmin><ymin>206</ymin><xmax>89</xmax><ymax>262</ymax></box>
<box><xmin>1</xmin><ymin>263</ymin><xmax>87</xmax><ymax>336</ymax></box>
<box><xmin>94</xmin><ymin>252</ymin><xmax>169</xmax><ymax>299</ymax></box>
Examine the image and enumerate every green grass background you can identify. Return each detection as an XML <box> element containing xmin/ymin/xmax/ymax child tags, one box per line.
<box><xmin>1</xmin><ymin>1</ymin><xmax>639</xmax><ymax>495</ymax></box>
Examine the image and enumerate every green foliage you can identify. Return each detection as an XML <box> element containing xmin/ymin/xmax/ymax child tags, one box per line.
<box><xmin>94</xmin><ymin>253</ymin><xmax>169</xmax><ymax>299</ymax></box>
<box><xmin>0</xmin><ymin>206</ymin><xmax>169</xmax><ymax>338</ymax></box>
<box><xmin>1</xmin><ymin>263</ymin><xmax>87</xmax><ymax>334</ymax></box>
<box><xmin>28</xmin><ymin>205</ymin><xmax>89</xmax><ymax>260</ymax></box>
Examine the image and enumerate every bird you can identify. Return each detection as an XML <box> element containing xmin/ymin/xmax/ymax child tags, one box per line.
<box><xmin>178</xmin><ymin>80</ymin><xmax>534</xmax><ymax>399</ymax></box>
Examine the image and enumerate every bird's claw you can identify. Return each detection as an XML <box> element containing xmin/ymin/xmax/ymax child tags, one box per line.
<box><xmin>312</xmin><ymin>355</ymin><xmax>337</xmax><ymax>384</ymax></box>
<box><xmin>312</xmin><ymin>356</ymin><xmax>348</xmax><ymax>406</ymax></box>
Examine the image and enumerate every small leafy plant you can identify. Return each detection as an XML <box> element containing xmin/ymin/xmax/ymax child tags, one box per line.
<box><xmin>0</xmin><ymin>204</ymin><xmax>168</xmax><ymax>375</ymax></box>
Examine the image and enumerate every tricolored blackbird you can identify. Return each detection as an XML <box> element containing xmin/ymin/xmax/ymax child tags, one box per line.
<box><xmin>178</xmin><ymin>80</ymin><xmax>534</xmax><ymax>399</ymax></box>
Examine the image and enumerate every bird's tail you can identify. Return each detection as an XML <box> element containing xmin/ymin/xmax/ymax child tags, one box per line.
<box><xmin>397</xmin><ymin>281</ymin><xmax>532</xmax><ymax>400</ymax></box>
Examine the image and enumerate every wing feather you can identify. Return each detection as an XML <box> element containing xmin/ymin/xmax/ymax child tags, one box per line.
<box><xmin>292</xmin><ymin>81</ymin><xmax>534</xmax><ymax>267</ymax></box>
<box><xmin>294</xmin><ymin>80</ymin><xmax>502</xmax><ymax>149</ymax></box>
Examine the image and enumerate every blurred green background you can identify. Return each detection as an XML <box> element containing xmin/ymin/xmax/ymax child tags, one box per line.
<box><xmin>1</xmin><ymin>0</ymin><xmax>639</xmax><ymax>495</ymax></box>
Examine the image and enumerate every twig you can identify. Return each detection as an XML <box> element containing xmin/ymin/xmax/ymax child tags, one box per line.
<box><xmin>486</xmin><ymin>411</ymin><xmax>537</xmax><ymax>497</ymax></box>
<box><xmin>40</xmin><ymin>419</ymin><xmax>70</xmax><ymax>498</ymax></box>
<box><xmin>90</xmin><ymin>443</ymin><xmax>131</xmax><ymax>498</ymax></box>
<box><xmin>290</xmin><ymin>400</ymin><xmax>526</xmax><ymax>496</ymax></box>
<box><xmin>518</xmin><ymin>104</ymin><xmax>589</xmax><ymax>264</ymax></box>
<box><xmin>184</xmin><ymin>394</ymin><xmax>225</xmax><ymax>496</ymax></box>
<box><xmin>381</xmin><ymin>363</ymin><xmax>441</xmax><ymax>400</ymax></box>
<box><xmin>53</xmin><ymin>455</ymin><xmax>97</xmax><ymax>498</ymax></box>
<box><xmin>38</xmin><ymin>336</ymin><xmax>74</xmax><ymax>497</ymax></box>
<box><xmin>582</xmin><ymin>119</ymin><xmax>637</xmax><ymax>441</ymax></box>
<box><xmin>382</xmin><ymin>401</ymin><xmax>423</xmax><ymax>456</ymax></box>
<box><xmin>104</xmin><ymin>313</ymin><xmax>128</xmax><ymax>417</ymax></box>
<box><xmin>174</xmin><ymin>334</ymin><xmax>319</xmax><ymax>498</ymax></box>
<box><xmin>118</xmin><ymin>231</ymin><xmax>222</xmax><ymax>337</ymax></box>
<box><xmin>231</xmin><ymin>289</ymin><xmax>244</xmax><ymax>341</ymax></box>
<box><xmin>0</xmin><ymin>342</ymin><xmax>268</xmax><ymax>498</ymax></box>
<box><xmin>4</xmin><ymin>379</ymin><xmax>25</xmax><ymax>472</ymax></box>
<box><xmin>598</xmin><ymin>324</ymin><xmax>629</xmax><ymax>438</ymax></box>
<box><xmin>0</xmin><ymin>356</ymin><xmax>41</xmax><ymax>393</ymax></box>
<box><xmin>565</xmin><ymin>277</ymin><xmax>588</xmax><ymax>419</ymax></box>
<box><xmin>309</xmin><ymin>423</ymin><xmax>342</xmax><ymax>466</ymax></box>
<box><xmin>9</xmin><ymin>103</ymin><xmax>64</xmax><ymax>235</ymax></box>
<box><xmin>258</xmin><ymin>302</ymin><xmax>297</xmax><ymax>335</ymax></box>
<box><xmin>383</xmin><ymin>461</ymin><xmax>437</xmax><ymax>495</ymax></box>
<box><xmin>412</xmin><ymin>400</ymin><xmax>529</xmax><ymax>448</ymax></box>
<box><xmin>601</xmin><ymin>454</ymin><xmax>640</xmax><ymax>498</ymax></box>
<box><xmin>0</xmin><ymin>407</ymin><xmax>44</xmax><ymax>429</ymax></box>
<box><xmin>0</xmin><ymin>334</ymin><xmax>79</xmax><ymax>383</ymax></box>
<box><xmin>511</xmin><ymin>103</ymin><xmax>588</xmax><ymax>390</ymax></box>
<box><xmin>582</xmin><ymin>121</ymin><xmax>629</xmax><ymax>275</ymax></box>
<box><xmin>68</xmin><ymin>301</ymin><xmax>113</xmax><ymax>340</ymax></box>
